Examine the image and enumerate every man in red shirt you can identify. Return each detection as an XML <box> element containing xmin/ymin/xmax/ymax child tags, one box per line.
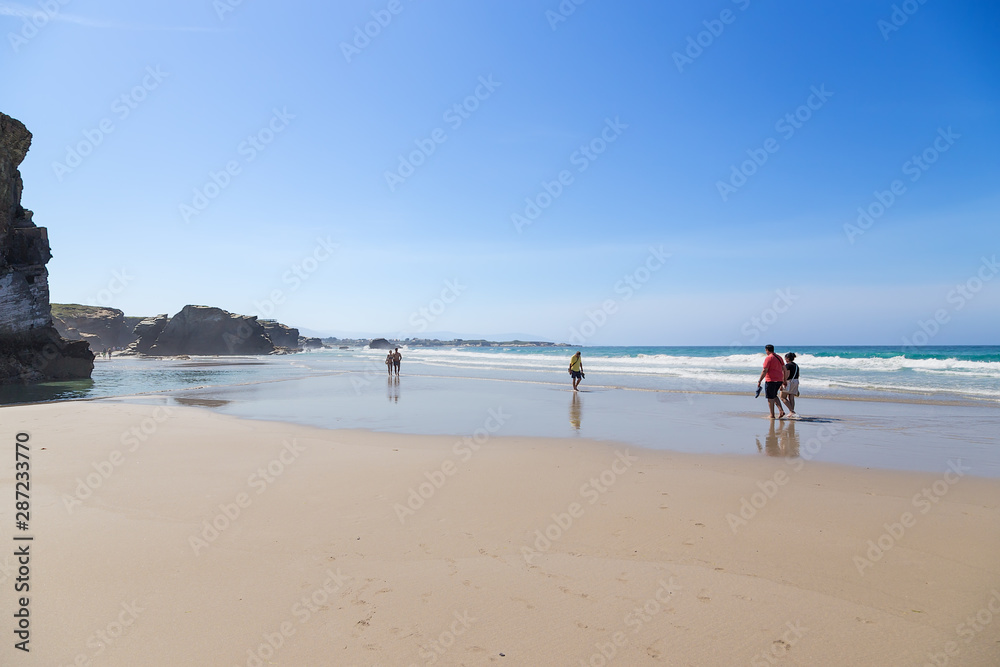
<box><xmin>757</xmin><ymin>344</ymin><xmax>787</xmax><ymax>419</ymax></box>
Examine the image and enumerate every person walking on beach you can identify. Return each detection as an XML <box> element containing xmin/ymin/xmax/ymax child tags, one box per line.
<box><xmin>780</xmin><ymin>352</ymin><xmax>800</xmax><ymax>418</ymax></box>
<box><xmin>569</xmin><ymin>351</ymin><xmax>584</xmax><ymax>391</ymax></box>
<box><xmin>757</xmin><ymin>344</ymin><xmax>787</xmax><ymax>419</ymax></box>
<box><xmin>392</xmin><ymin>348</ymin><xmax>401</xmax><ymax>376</ymax></box>
<box><xmin>385</xmin><ymin>351</ymin><xmax>393</xmax><ymax>376</ymax></box>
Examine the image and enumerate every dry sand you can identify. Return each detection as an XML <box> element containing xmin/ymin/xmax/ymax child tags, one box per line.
<box><xmin>1</xmin><ymin>401</ymin><xmax>998</xmax><ymax>666</ymax></box>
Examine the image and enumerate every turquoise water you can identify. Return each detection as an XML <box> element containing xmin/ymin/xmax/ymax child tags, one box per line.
<box><xmin>1</xmin><ymin>345</ymin><xmax>998</xmax><ymax>406</ymax></box>
<box><xmin>6</xmin><ymin>346</ymin><xmax>999</xmax><ymax>475</ymax></box>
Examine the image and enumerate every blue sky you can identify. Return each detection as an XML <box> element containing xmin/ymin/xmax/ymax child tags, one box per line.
<box><xmin>2</xmin><ymin>0</ymin><xmax>998</xmax><ymax>345</ymax></box>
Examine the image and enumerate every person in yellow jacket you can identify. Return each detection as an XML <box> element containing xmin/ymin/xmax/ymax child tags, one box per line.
<box><xmin>569</xmin><ymin>351</ymin><xmax>585</xmax><ymax>391</ymax></box>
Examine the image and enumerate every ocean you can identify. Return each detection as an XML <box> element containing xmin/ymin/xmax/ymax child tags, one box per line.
<box><xmin>2</xmin><ymin>345</ymin><xmax>998</xmax><ymax>406</ymax></box>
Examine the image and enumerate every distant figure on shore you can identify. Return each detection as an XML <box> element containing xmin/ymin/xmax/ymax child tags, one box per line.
<box><xmin>393</xmin><ymin>348</ymin><xmax>401</xmax><ymax>375</ymax></box>
<box><xmin>756</xmin><ymin>344</ymin><xmax>786</xmax><ymax>419</ymax></box>
<box><xmin>385</xmin><ymin>352</ymin><xmax>393</xmax><ymax>376</ymax></box>
<box><xmin>780</xmin><ymin>352</ymin><xmax>800</xmax><ymax>418</ymax></box>
<box><xmin>569</xmin><ymin>351</ymin><xmax>584</xmax><ymax>391</ymax></box>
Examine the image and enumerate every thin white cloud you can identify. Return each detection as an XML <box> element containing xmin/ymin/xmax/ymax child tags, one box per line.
<box><xmin>0</xmin><ymin>2</ymin><xmax>224</xmax><ymax>32</ymax></box>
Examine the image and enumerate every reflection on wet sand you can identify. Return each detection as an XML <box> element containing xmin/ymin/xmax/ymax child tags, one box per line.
<box><xmin>387</xmin><ymin>375</ymin><xmax>400</xmax><ymax>403</ymax></box>
<box><xmin>756</xmin><ymin>420</ymin><xmax>800</xmax><ymax>457</ymax></box>
<box><xmin>0</xmin><ymin>379</ymin><xmax>94</xmax><ymax>405</ymax></box>
<box><xmin>569</xmin><ymin>392</ymin><xmax>581</xmax><ymax>431</ymax></box>
<box><xmin>173</xmin><ymin>397</ymin><xmax>231</xmax><ymax>408</ymax></box>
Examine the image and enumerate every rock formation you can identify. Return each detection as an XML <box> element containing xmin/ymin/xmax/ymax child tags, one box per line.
<box><xmin>299</xmin><ymin>336</ymin><xmax>323</xmax><ymax>349</ymax></box>
<box><xmin>0</xmin><ymin>113</ymin><xmax>94</xmax><ymax>383</ymax></box>
<box><xmin>260</xmin><ymin>320</ymin><xmax>300</xmax><ymax>350</ymax></box>
<box><xmin>52</xmin><ymin>304</ymin><xmax>143</xmax><ymax>350</ymax></box>
<box><xmin>132</xmin><ymin>305</ymin><xmax>275</xmax><ymax>356</ymax></box>
<box><xmin>128</xmin><ymin>314</ymin><xmax>169</xmax><ymax>354</ymax></box>
<box><xmin>369</xmin><ymin>338</ymin><xmax>393</xmax><ymax>350</ymax></box>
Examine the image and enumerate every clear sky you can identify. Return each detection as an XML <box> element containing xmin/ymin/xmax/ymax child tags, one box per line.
<box><xmin>2</xmin><ymin>0</ymin><xmax>998</xmax><ymax>345</ymax></box>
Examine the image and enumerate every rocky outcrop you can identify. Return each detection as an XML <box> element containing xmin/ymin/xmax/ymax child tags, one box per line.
<box><xmin>127</xmin><ymin>314</ymin><xmax>169</xmax><ymax>354</ymax></box>
<box><xmin>52</xmin><ymin>304</ymin><xmax>142</xmax><ymax>350</ymax></box>
<box><xmin>299</xmin><ymin>336</ymin><xmax>323</xmax><ymax>349</ymax></box>
<box><xmin>369</xmin><ymin>338</ymin><xmax>393</xmax><ymax>350</ymax></box>
<box><xmin>139</xmin><ymin>306</ymin><xmax>274</xmax><ymax>356</ymax></box>
<box><xmin>0</xmin><ymin>113</ymin><xmax>94</xmax><ymax>383</ymax></box>
<box><xmin>260</xmin><ymin>320</ymin><xmax>299</xmax><ymax>349</ymax></box>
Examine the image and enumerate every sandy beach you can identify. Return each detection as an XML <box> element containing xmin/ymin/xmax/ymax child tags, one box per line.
<box><xmin>2</xmin><ymin>400</ymin><xmax>998</xmax><ymax>666</ymax></box>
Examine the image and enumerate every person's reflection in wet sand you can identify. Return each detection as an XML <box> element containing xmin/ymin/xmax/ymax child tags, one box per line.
<box><xmin>756</xmin><ymin>421</ymin><xmax>800</xmax><ymax>457</ymax></box>
<box><xmin>779</xmin><ymin>420</ymin><xmax>800</xmax><ymax>458</ymax></box>
<box><xmin>569</xmin><ymin>392</ymin><xmax>581</xmax><ymax>431</ymax></box>
<box><xmin>387</xmin><ymin>375</ymin><xmax>400</xmax><ymax>403</ymax></box>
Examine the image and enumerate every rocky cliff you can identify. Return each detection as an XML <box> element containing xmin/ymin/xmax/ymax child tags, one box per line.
<box><xmin>132</xmin><ymin>305</ymin><xmax>275</xmax><ymax>356</ymax></box>
<box><xmin>299</xmin><ymin>336</ymin><xmax>323</xmax><ymax>349</ymax></box>
<box><xmin>52</xmin><ymin>303</ymin><xmax>142</xmax><ymax>350</ymax></box>
<box><xmin>260</xmin><ymin>320</ymin><xmax>300</xmax><ymax>350</ymax></box>
<box><xmin>0</xmin><ymin>113</ymin><xmax>94</xmax><ymax>383</ymax></box>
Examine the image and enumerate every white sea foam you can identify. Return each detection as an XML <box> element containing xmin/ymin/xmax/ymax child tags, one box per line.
<box><xmin>358</xmin><ymin>347</ymin><xmax>1000</xmax><ymax>400</ymax></box>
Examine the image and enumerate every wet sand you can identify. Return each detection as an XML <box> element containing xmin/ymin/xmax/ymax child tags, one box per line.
<box><xmin>114</xmin><ymin>371</ymin><xmax>1000</xmax><ymax>476</ymax></box>
<box><xmin>1</xmin><ymin>401</ymin><xmax>998</xmax><ymax>665</ymax></box>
